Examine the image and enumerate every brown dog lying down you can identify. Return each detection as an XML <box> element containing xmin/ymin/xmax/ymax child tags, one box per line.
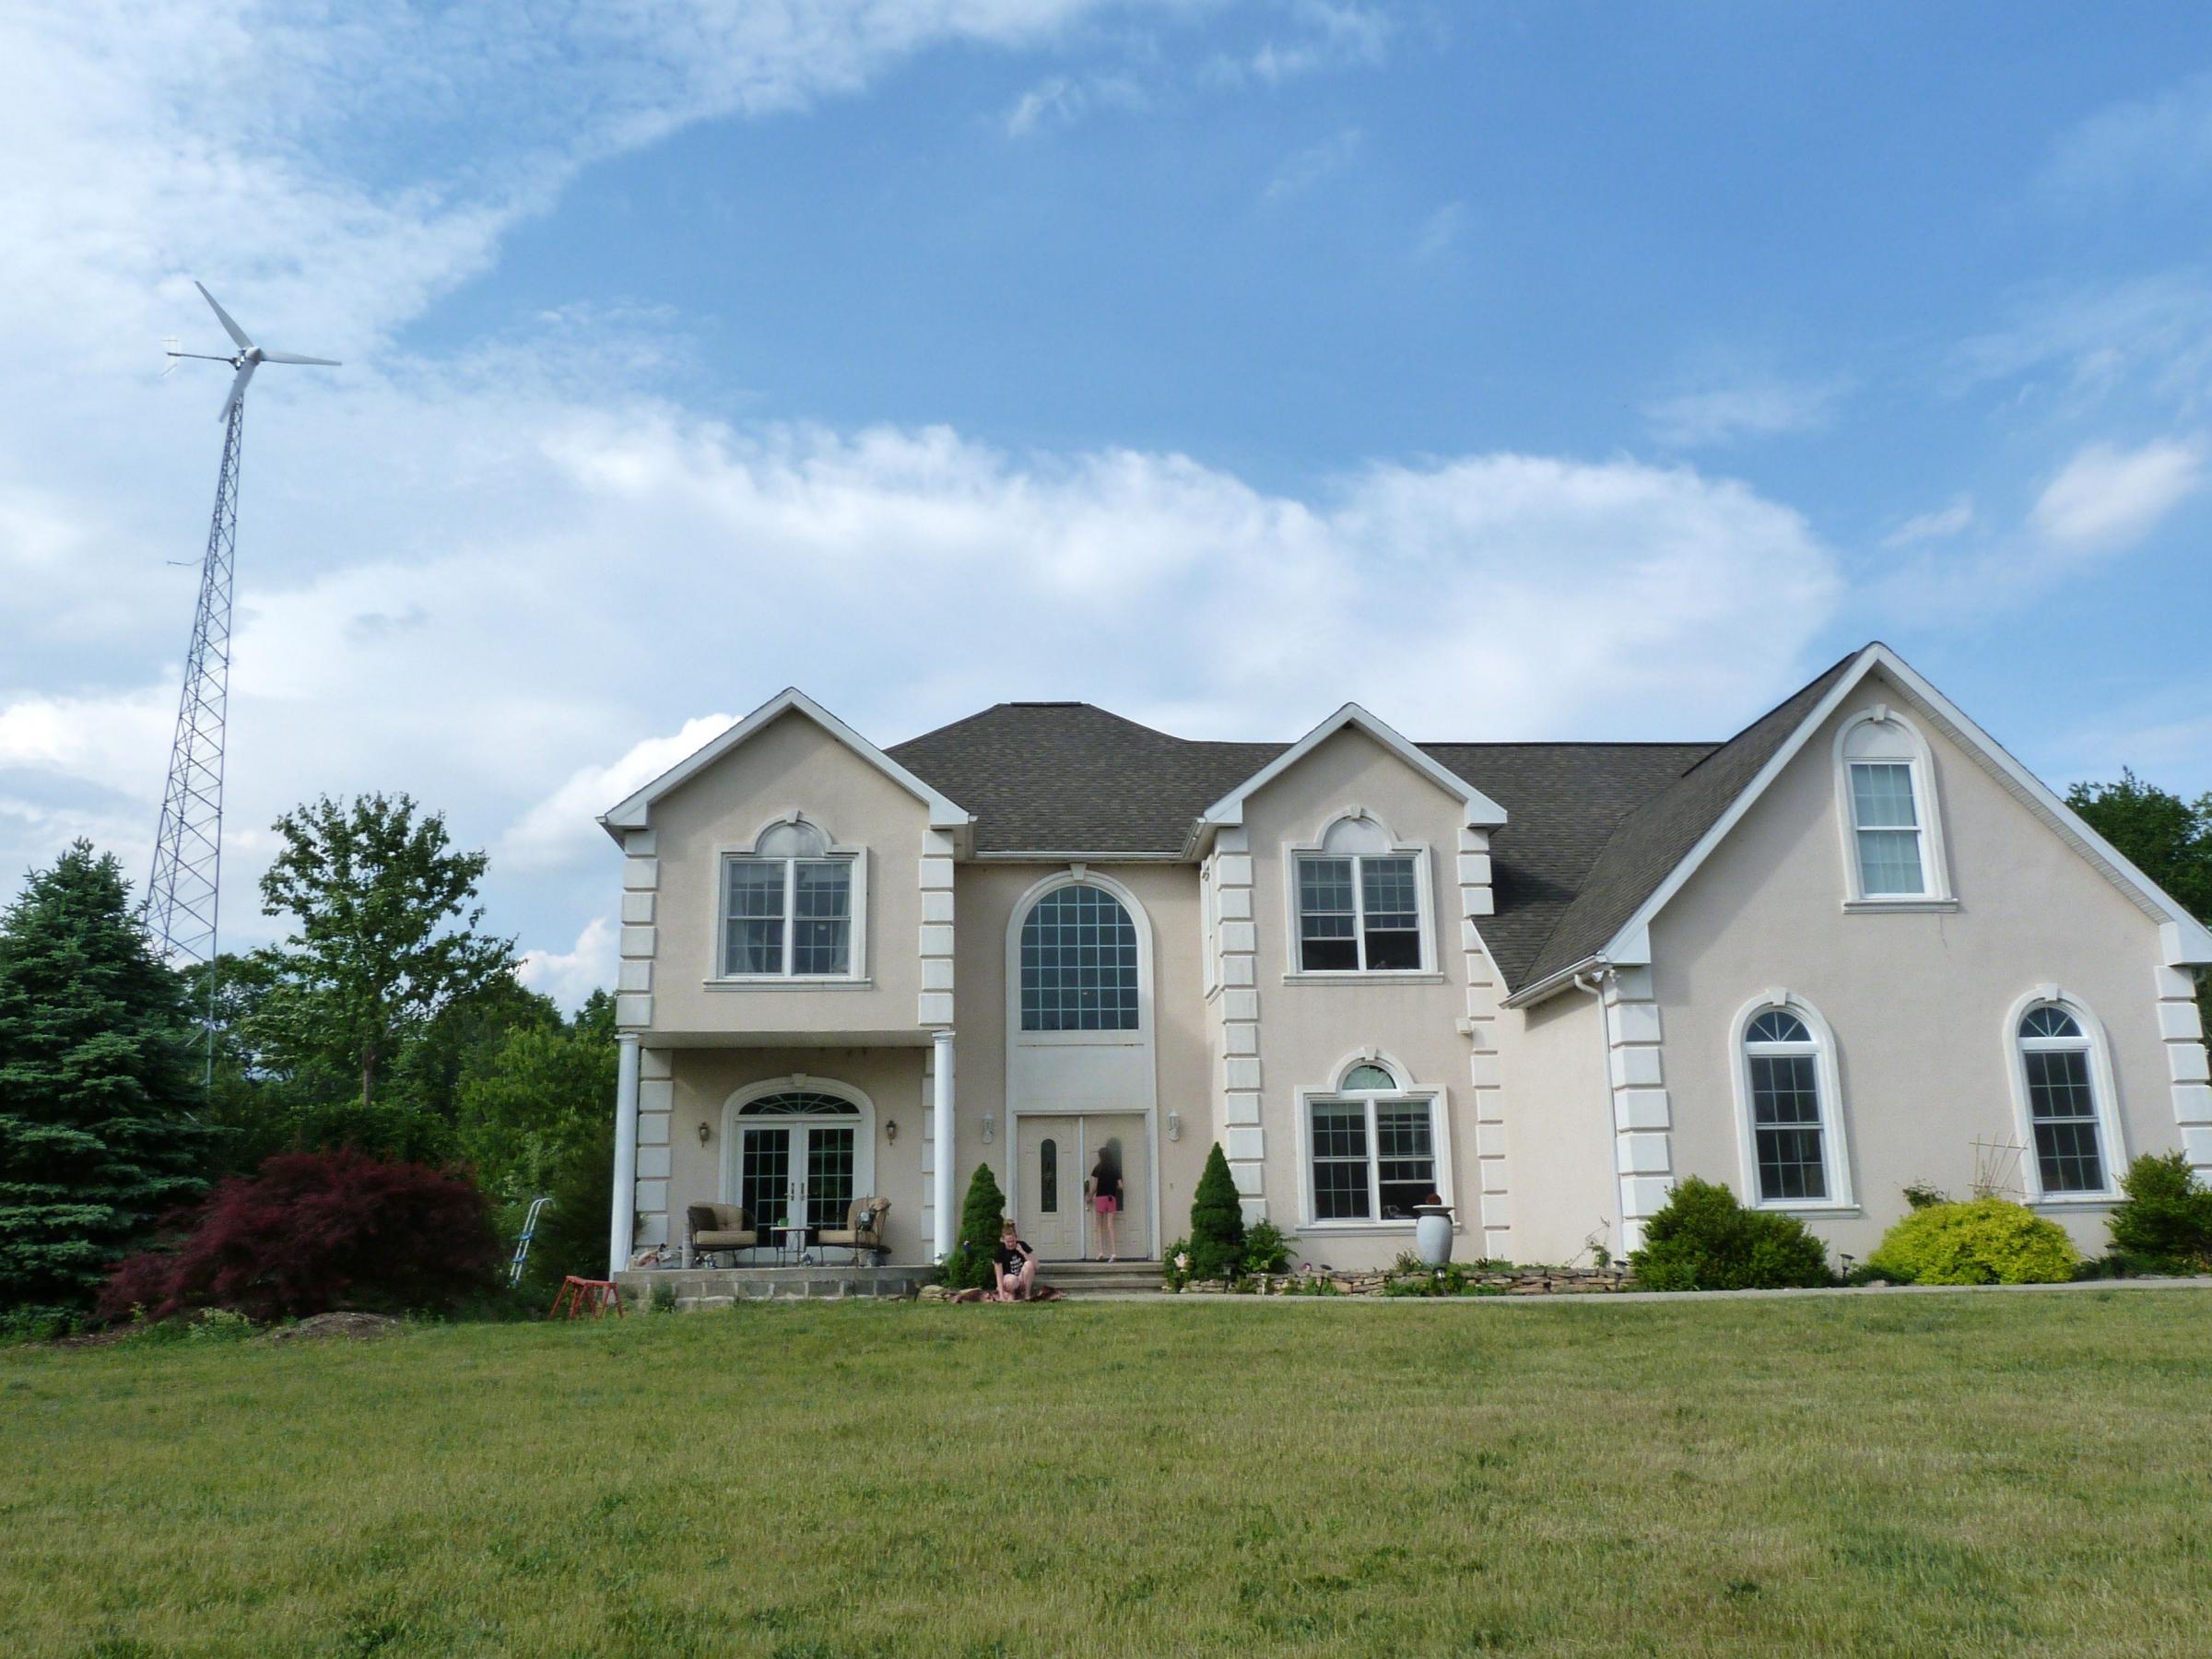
<box><xmin>948</xmin><ymin>1284</ymin><xmax>1065</xmax><ymax>1302</ymax></box>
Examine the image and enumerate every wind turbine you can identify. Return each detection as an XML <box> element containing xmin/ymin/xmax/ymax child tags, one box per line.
<box><xmin>145</xmin><ymin>282</ymin><xmax>339</xmax><ymax>1077</ymax></box>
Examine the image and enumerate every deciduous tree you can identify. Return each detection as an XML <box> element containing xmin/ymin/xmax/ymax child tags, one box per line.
<box><xmin>252</xmin><ymin>794</ymin><xmax>515</xmax><ymax>1113</ymax></box>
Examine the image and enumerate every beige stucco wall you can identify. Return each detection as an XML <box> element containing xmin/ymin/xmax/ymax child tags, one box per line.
<box><xmin>663</xmin><ymin>1045</ymin><xmax>928</xmax><ymax>1263</ymax></box>
<box><xmin>1498</xmin><ymin>991</ymin><xmax>1618</xmax><ymax>1265</ymax></box>
<box><xmin>644</xmin><ymin>711</ymin><xmax>930</xmax><ymax>1042</ymax></box>
<box><xmin>1652</xmin><ymin>667</ymin><xmax>2180</xmax><ymax>1258</ymax></box>
<box><xmin>1241</xmin><ymin>727</ymin><xmax>1480</xmax><ymax>1270</ymax></box>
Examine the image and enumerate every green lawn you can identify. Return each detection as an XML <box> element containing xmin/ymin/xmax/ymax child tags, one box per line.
<box><xmin>5</xmin><ymin>1293</ymin><xmax>2210</xmax><ymax>1656</ymax></box>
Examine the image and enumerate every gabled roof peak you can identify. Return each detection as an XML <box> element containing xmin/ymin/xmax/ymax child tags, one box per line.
<box><xmin>598</xmin><ymin>687</ymin><xmax>971</xmax><ymax>841</ymax></box>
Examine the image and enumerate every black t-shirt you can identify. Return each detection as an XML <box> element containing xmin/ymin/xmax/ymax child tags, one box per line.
<box><xmin>994</xmin><ymin>1240</ymin><xmax>1031</xmax><ymax>1273</ymax></box>
<box><xmin>1091</xmin><ymin>1163</ymin><xmax>1120</xmax><ymax>1200</ymax></box>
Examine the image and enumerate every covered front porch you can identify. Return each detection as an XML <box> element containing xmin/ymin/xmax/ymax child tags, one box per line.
<box><xmin>607</xmin><ymin>1030</ymin><xmax>959</xmax><ymax>1277</ymax></box>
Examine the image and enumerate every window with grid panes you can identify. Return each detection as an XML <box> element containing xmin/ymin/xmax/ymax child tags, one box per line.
<box><xmin>1306</xmin><ymin>1068</ymin><xmax>1440</xmax><ymax>1224</ymax></box>
<box><xmin>1742</xmin><ymin>1009</ymin><xmax>1829</xmax><ymax>1203</ymax></box>
<box><xmin>1019</xmin><ymin>884</ymin><xmax>1139</xmax><ymax>1031</ymax></box>
<box><xmin>1296</xmin><ymin>853</ymin><xmax>1424</xmax><ymax>971</ymax></box>
<box><xmin>2018</xmin><ymin>1006</ymin><xmax>2108</xmax><ymax>1194</ymax></box>
<box><xmin>720</xmin><ymin>820</ymin><xmax>853</xmax><ymax>978</ymax></box>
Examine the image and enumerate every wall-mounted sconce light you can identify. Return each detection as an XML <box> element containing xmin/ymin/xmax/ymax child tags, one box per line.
<box><xmin>885</xmin><ymin>1119</ymin><xmax>898</xmax><ymax>1143</ymax></box>
<box><xmin>1166</xmin><ymin>1111</ymin><xmax>1182</xmax><ymax>1142</ymax></box>
<box><xmin>982</xmin><ymin>1112</ymin><xmax>996</xmax><ymax>1144</ymax></box>
<box><xmin>696</xmin><ymin>1121</ymin><xmax>712</xmax><ymax>1147</ymax></box>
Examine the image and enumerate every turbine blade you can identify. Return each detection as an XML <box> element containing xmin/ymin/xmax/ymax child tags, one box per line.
<box><xmin>195</xmin><ymin>281</ymin><xmax>253</xmax><ymax>351</ymax></box>
<box><xmin>218</xmin><ymin>359</ymin><xmax>257</xmax><ymax>421</ymax></box>
<box><xmin>258</xmin><ymin>351</ymin><xmax>341</xmax><ymax>366</ymax></box>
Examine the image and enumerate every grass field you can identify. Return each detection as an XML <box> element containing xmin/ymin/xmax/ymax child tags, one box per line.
<box><xmin>5</xmin><ymin>1291</ymin><xmax>2211</xmax><ymax>1657</ymax></box>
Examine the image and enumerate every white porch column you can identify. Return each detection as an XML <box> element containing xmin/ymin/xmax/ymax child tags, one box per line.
<box><xmin>608</xmin><ymin>1032</ymin><xmax>641</xmax><ymax>1277</ymax></box>
<box><xmin>931</xmin><ymin>1028</ymin><xmax>957</xmax><ymax>1261</ymax></box>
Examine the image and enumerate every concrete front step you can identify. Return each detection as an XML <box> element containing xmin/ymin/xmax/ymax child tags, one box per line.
<box><xmin>1043</xmin><ymin>1259</ymin><xmax>1163</xmax><ymax>1296</ymax></box>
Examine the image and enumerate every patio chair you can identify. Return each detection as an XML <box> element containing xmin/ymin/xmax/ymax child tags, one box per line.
<box><xmin>817</xmin><ymin>1197</ymin><xmax>889</xmax><ymax>1265</ymax></box>
<box><xmin>687</xmin><ymin>1203</ymin><xmax>756</xmax><ymax>1268</ymax></box>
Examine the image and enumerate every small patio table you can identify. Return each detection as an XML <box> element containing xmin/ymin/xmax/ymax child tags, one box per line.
<box><xmin>776</xmin><ymin>1225</ymin><xmax>810</xmax><ymax>1266</ymax></box>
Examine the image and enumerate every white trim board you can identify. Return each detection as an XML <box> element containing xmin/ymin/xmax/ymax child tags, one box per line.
<box><xmin>599</xmin><ymin>687</ymin><xmax>973</xmax><ymax>840</ymax></box>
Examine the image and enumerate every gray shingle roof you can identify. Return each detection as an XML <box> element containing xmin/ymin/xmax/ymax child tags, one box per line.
<box><xmin>887</xmin><ymin>653</ymin><xmax>1860</xmax><ymax>992</ymax></box>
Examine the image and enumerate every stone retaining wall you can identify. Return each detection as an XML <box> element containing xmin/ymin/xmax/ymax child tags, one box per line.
<box><xmin>614</xmin><ymin>1265</ymin><xmax>931</xmax><ymax>1308</ymax></box>
<box><xmin>1176</xmin><ymin>1267</ymin><xmax>1636</xmax><ymax>1297</ymax></box>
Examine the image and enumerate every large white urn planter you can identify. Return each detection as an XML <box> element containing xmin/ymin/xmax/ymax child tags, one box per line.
<box><xmin>1413</xmin><ymin>1203</ymin><xmax>1454</xmax><ymax>1265</ymax></box>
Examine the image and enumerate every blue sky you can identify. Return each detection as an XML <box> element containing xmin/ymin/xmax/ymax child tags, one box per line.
<box><xmin>3</xmin><ymin>2</ymin><xmax>2209</xmax><ymax>1004</ymax></box>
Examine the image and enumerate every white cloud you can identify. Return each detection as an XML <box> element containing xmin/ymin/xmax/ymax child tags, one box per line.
<box><xmin>502</xmin><ymin>713</ymin><xmax>737</xmax><ymax>875</ymax></box>
<box><xmin>1644</xmin><ymin>376</ymin><xmax>1849</xmax><ymax>448</ymax></box>
<box><xmin>1262</xmin><ymin>125</ymin><xmax>1362</xmax><ymax>204</ymax></box>
<box><xmin>1004</xmin><ymin>70</ymin><xmax>1147</xmax><ymax>135</ymax></box>
<box><xmin>1881</xmin><ymin>495</ymin><xmax>1974</xmax><ymax>548</ymax></box>
<box><xmin>1413</xmin><ymin>199</ymin><xmax>1467</xmax><ymax>261</ymax></box>
<box><xmin>2030</xmin><ymin>437</ymin><xmax>2204</xmax><ymax>552</ymax></box>
<box><xmin>2043</xmin><ymin>70</ymin><xmax>2212</xmax><ymax>206</ymax></box>
<box><xmin>1209</xmin><ymin>1</ymin><xmax>1390</xmax><ymax>88</ymax></box>
<box><xmin>517</xmin><ymin>915</ymin><xmax>616</xmax><ymax>1011</ymax></box>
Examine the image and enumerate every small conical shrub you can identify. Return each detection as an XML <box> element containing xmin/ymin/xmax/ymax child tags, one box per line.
<box><xmin>941</xmin><ymin>1161</ymin><xmax>1007</xmax><ymax>1289</ymax></box>
<box><xmin>1187</xmin><ymin>1143</ymin><xmax>1245</xmax><ymax>1281</ymax></box>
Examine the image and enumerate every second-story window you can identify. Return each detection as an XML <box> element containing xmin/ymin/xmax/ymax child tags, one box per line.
<box><xmin>723</xmin><ymin>819</ymin><xmax>853</xmax><ymax>978</ymax></box>
<box><xmin>1295</xmin><ymin>816</ymin><xmax>1426</xmax><ymax>972</ymax></box>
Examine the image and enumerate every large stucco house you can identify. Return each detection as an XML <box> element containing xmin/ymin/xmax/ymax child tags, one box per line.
<box><xmin>598</xmin><ymin>642</ymin><xmax>2212</xmax><ymax>1276</ymax></box>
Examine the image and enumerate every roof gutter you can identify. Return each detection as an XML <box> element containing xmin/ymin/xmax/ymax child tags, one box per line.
<box><xmin>1500</xmin><ymin>955</ymin><xmax>1612</xmax><ymax>1010</ymax></box>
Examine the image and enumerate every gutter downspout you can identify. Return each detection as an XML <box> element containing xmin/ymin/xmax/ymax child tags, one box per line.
<box><xmin>608</xmin><ymin>1032</ymin><xmax>641</xmax><ymax>1278</ymax></box>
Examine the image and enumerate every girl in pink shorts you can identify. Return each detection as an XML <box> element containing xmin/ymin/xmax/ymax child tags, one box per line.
<box><xmin>1087</xmin><ymin>1151</ymin><xmax>1124</xmax><ymax>1262</ymax></box>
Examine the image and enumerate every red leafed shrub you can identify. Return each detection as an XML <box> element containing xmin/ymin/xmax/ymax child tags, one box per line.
<box><xmin>98</xmin><ymin>1149</ymin><xmax>500</xmax><ymax>1323</ymax></box>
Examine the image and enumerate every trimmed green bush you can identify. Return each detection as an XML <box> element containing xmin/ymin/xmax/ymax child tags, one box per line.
<box><xmin>1186</xmin><ymin>1144</ymin><xmax>1246</xmax><ymax>1281</ymax></box>
<box><xmin>940</xmin><ymin>1163</ymin><xmax>1008</xmax><ymax>1290</ymax></box>
<box><xmin>1865</xmin><ymin>1197</ymin><xmax>2079</xmax><ymax>1286</ymax></box>
<box><xmin>1628</xmin><ymin>1177</ymin><xmax>1833</xmax><ymax>1292</ymax></box>
<box><xmin>2106</xmin><ymin>1152</ymin><xmax>2212</xmax><ymax>1274</ymax></box>
<box><xmin>1241</xmin><ymin>1218</ymin><xmax>1292</xmax><ymax>1277</ymax></box>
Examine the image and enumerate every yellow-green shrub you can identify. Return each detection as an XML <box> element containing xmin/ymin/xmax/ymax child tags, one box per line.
<box><xmin>1865</xmin><ymin>1197</ymin><xmax>2079</xmax><ymax>1286</ymax></box>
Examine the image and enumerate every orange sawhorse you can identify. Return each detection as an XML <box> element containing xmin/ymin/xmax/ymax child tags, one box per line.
<box><xmin>549</xmin><ymin>1276</ymin><xmax>625</xmax><ymax>1319</ymax></box>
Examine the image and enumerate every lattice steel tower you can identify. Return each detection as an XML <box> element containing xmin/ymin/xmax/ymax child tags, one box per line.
<box><xmin>147</xmin><ymin>284</ymin><xmax>338</xmax><ymax>1067</ymax></box>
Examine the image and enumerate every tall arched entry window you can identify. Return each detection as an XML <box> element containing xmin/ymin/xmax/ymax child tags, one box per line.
<box><xmin>724</xmin><ymin>1079</ymin><xmax>876</xmax><ymax>1242</ymax></box>
<box><xmin>1019</xmin><ymin>884</ymin><xmax>1140</xmax><ymax>1031</ymax></box>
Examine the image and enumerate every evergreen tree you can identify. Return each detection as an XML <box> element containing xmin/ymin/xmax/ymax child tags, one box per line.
<box><xmin>941</xmin><ymin>1161</ymin><xmax>1008</xmax><ymax>1289</ymax></box>
<box><xmin>1187</xmin><ymin>1142</ymin><xmax>1246</xmax><ymax>1281</ymax></box>
<box><xmin>0</xmin><ymin>842</ymin><xmax>210</xmax><ymax>1310</ymax></box>
<box><xmin>2068</xmin><ymin>771</ymin><xmax>2212</xmax><ymax>1029</ymax></box>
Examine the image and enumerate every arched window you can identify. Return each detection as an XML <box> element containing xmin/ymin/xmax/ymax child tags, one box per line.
<box><xmin>1292</xmin><ymin>813</ymin><xmax>1427</xmax><ymax>973</ymax></box>
<box><xmin>1733</xmin><ymin>995</ymin><xmax>1852</xmax><ymax>1208</ymax></box>
<box><xmin>1019</xmin><ymin>884</ymin><xmax>1139</xmax><ymax>1031</ymax></box>
<box><xmin>2013</xmin><ymin>1000</ymin><xmax>2118</xmax><ymax>1197</ymax></box>
<box><xmin>724</xmin><ymin>1080</ymin><xmax>873</xmax><ymax>1241</ymax></box>
<box><xmin>1040</xmin><ymin>1137</ymin><xmax>1058</xmax><ymax>1212</ymax></box>
<box><xmin>720</xmin><ymin>817</ymin><xmax>858</xmax><ymax>979</ymax></box>
<box><xmin>1300</xmin><ymin>1056</ymin><xmax>1445</xmax><ymax>1226</ymax></box>
<box><xmin>1835</xmin><ymin>710</ymin><xmax>1950</xmax><ymax>904</ymax></box>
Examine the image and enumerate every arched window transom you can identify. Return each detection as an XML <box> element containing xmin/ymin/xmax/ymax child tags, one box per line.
<box><xmin>1020</xmin><ymin>884</ymin><xmax>1139</xmax><ymax>1031</ymax></box>
<box><xmin>738</xmin><ymin>1090</ymin><xmax>860</xmax><ymax>1118</ymax></box>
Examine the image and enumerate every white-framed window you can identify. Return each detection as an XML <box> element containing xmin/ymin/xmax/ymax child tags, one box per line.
<box><xmin>717</xmin><ymin>818</ymin><xmax>862</xmax><ymax>980</ymax></box>
<box><xmin>1299</xmin><ymin>1057</ymin><xmax>1446</xmax><ymax>1226</ymax></box>
<box><xmin>1019</xmin><ymin>882</ymin><xmax>1139</xmax><ymax>1031</ymax></box>
<box><xmin>2006</xmin><ymin>991</ymin><xmax>2124</xmax><ymax>1201</ymax></box>
<box><xmin>1730</xmin><ymin>993</ymin><xmax>1853</xmax><ymax>1209</ymax></box>
<box><xmin>1833</xmin><ymin>707</ymin><xmax>1951</xmax><ymax>906</ymax></box>
<box><xmin>1289</xmin><ymin>814</ymin><xmax>1430</xmax><ymax>974</ymax></box>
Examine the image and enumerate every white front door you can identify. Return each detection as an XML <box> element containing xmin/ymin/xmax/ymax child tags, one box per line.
<box><xmin>1015</xmin><ymin>1112</ymin><xmax>1151</xmax><ymax>1261</ymax></box>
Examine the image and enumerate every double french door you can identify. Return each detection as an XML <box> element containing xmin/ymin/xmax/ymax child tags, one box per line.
<box><xmin>735</xmin><ymin>1121</ymin><xmax>857</xmax><ymax>1242</ymax></box>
